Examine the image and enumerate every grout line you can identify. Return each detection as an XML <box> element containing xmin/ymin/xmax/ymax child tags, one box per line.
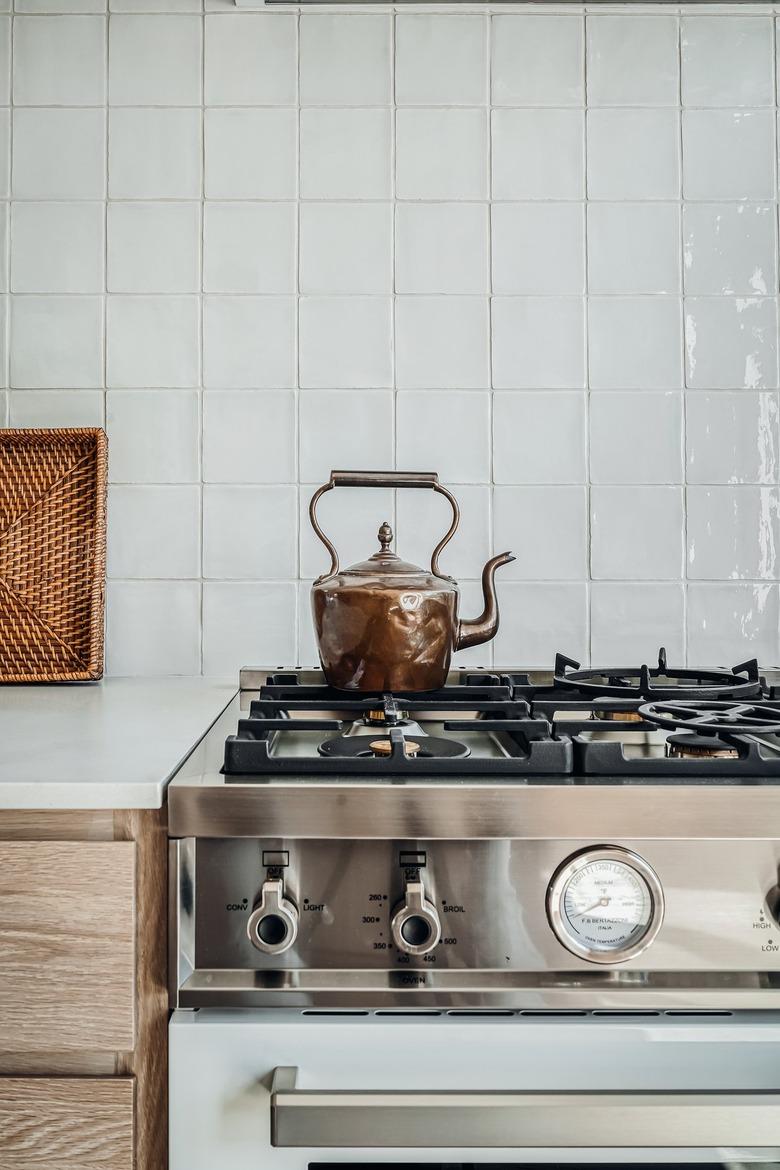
<box><xmin>198</xmin><ymin>3</ymin><xmax>205</xmax><ymax>674</ymax></box>
<box><xmin>583</xmin><ymin>9</ymin><xmax>591</xmax><ymax>667</ymax></box>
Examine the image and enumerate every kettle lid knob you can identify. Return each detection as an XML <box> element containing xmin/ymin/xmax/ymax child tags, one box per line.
<box><xmin>377</xmin><ymin>521</ymin><xmax>393</xmax><ymax>551</ymax></box>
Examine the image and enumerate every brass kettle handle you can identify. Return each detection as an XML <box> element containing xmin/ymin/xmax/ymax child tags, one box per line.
<box><xmin>309</xmin><ymin>470</ymin><xmax>460</xmax><ymax>581</ymax></box>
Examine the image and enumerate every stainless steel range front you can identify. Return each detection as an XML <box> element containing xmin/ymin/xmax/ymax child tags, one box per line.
<box><xmin>168</xmin><ymin>661</ymin><xmax>780</xmax><ymax>1165</ymax></box>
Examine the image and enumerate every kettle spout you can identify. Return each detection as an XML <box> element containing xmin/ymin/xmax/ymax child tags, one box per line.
<box><xmin>456</xmin><ymin>552</ymin><xmax>515</xmax><ymax>652</ymax></box>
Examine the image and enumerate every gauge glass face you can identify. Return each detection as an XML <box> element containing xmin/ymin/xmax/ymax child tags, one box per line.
<box><xmin>560</xmin><ymin>858</ymin><xmax>653</xmax><ymax>954</ymax></box>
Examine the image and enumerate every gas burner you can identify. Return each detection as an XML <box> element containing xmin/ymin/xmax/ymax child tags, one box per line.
<box><xmin>318</xmin><ymin>732</ymin><xmax>470</xmax><ymax>760</ymax></box>
<box><xmin>554</xmin><ymin>648</ymin><xmax>762</xmax><ymax>701</ymax></box>
<box><xmin>638</xmin><ymin>700</ymin><xmax>780</xmax><ymax>735</ymax></box>
<box><xmin>365</xmin><ymin>696</ymin><xmax>408</xmax><ymax>726</ymax></box>
<box><xmin>666</xmin><ymin>732</ymin><xmax>740</xmax><ymax>760</ymax></box>
<box><xmin>592</xmin><ymin>702</ymin><xmax>645</xmax><ymax>723</ymax></box>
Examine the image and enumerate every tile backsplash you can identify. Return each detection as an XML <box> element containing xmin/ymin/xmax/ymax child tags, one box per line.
<box><xmin>2</xmin><ymin>2</ymin><xmax>780</xmax><ymax>674</ymax></box>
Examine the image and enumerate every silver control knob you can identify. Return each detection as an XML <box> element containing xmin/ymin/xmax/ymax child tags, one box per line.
<box><xmin>391</xmin><ymin>878</ymin><xmax>441</xmax><ymax>956</ymax></box>
<box><xmin>247</xmin><ymin>878</ymin><xmax>298</xmax><ymax>955</ymax></box>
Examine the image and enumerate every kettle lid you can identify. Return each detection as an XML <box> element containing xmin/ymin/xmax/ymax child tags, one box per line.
<box><xmin>344</xmin><ymin>522</ymin><xmax>430</xmax><ymax>577</ymax></box>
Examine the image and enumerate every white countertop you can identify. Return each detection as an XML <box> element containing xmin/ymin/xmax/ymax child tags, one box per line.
<box><xmin>0</xmin><ymin>677</ymin><xmax>237</xmax><ymax>810</ymax></box>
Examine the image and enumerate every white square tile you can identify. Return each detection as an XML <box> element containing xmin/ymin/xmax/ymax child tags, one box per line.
<box><xmin>395</xmin><ymin>296</ymin><xmax>489</xmax><ymax>390</ymax></box>
<box><xmin>203</xmin><ymin>296</ymin><xmax>295</xmax><ymax>389</ymax></box>
<box><xmin>590</xmin><ymin>392</ymin><xmax>683</xmax><ymax>483</ymax></box>
<box><xmin>492</xmin><ymin>204</ymin><xmax>584</xmax><ymax>295</ymax></box>
<box><xmin>0</xmin><ymin>203</ymin><xmax>7</xmax><ymax>292</ymax></box>
<box><xmin>109</xmin><ymin>108</ymin><xmax>200</xmax><ymax>199</ymax></box>
<box><xmin>494</xmin><ymin>485</ymin><xmax>587</xmax><ymax>581</ymax></box>
<box><xmin>396</xmin><ymin>484</ymin><xmax>491</xmax><ymax>581</ymax></box>
<box><xmin>587</xmin><ymin>203</ymin><xmax>680</xmax><ymax>295</ymax></box>
<box><xmin>14</xmin><ymin>109</ymin><xmax>105</xmax><ymax>199</ymax></box>
<box><xmin>493</xmin><ymin>391</ymin><xmax>586</xmax><ymax>484</ymax></box>
<box><xmin>300</xmin><ymin>203</ymin><xmax>392</xmax><ymax>295</ymax></box>
<box><xmin>589</xmin><ymin>297</ymin><xmax>683</xmax><ymax>390</ymax></box>
<box><xmin>682</xmin><ymin>110</ymin><xmax>774</xmax><ymax>201</ymax></box>
<box><xmin>301</xmin><ymin>109</ymin><xmax>390</xmax><ymax>200</ymax></box>
<box><xmin>493</xmin><ymin>583</ymin><xmax>588</xmax><ymax>670</ymax></box>
<box><xmin>682</xmin><ymin>17</ymin><xmax>773</xmax><ymax>107</ymax></box>
<box><xmin>205</xmin><ymin>109</ymin><xmax>297</xmax><ymax>200</ymax></box>
<box><xmin>111</xmin><ymin>0</ymin><xmax>198</xmax><ymax>10</ymax></box>
<box><xmin>396</xmin><ymin>15</ymin><xmax>487</xmax><ymax>106</ymax></box>
<box><xmin>491</xmin><ymin>16</ymin><xmax>583</xmax><ymax>107</ymax></box>
<box><xmin>203</xmin><ymin>485</ymin><xmax>297</xmax><ymax>579</ymax></box>
<box><xmin>106</xmin><ymin>581</ymin><xmax>200</xmax><ymax>676</ymax></box>
<box><xmin>587</xmin><ymin>16</ymin><xmax>679</xmax><ymax>106</ymax></box>
<box><xmin>109</xmin><ymin>15</ymin><xmax>201</xmax><ymax>105</ymax></box>
<box><xmin>683</xmin><ymin>204</ymin><xmax>777</xmax><ymax>296</ymax></box>
<box><xmin>107</xmin><ymin>295</ymin><xmax>199</xmax><ymax>388</ymax></box>
<box><xmin>299</xmin><ymin>389</ymin><xmax>394</xmax><ymax>483</ymax></box>
<box><xmin>10</xmin><ymin>296</ymin><xmax>102</xmax><ymax>388</ymax></box>
<box><xmin>107</xmin><ymin>484</ymin><xmax>200</xmax><ymax>579</ymax></box>
<box><xmin>20</xmin><ymin>0</ymin><xmax>104</xmax><ymax>9</ymax></box>
<box><xmin>203</xmin><ymin>583</ymin><xmax>296</xmax><ymax>676</ymax></box>
<box><xmin>591</xmin><ymin>486</ymin><xmax>684</xmax><ymax>579</ymax></box>
<box><xmin>686</xmin><ymin>391</ymin><xmax>779</xmax><ymax>484</ymax></box>
<box><xmin>299</xmin><ymin>482</ymin><xmax>395</xmax><ymax>580</ymax></box>
<box><xmin>587</xmin><ymin>109</ymin><xmax>680</xmax><ymax>200</ymax></box>
<box><xmin>299</xmin><ymin>15</ymin><xmax>391</xmax><ymax>107</ymax></box>
<box><xmin>11</xmin><ymin>202</ymin><xmax>104</xmax><ymax>294</ymax></box>
<box><xmin>14</xmin><ymin>15</ymin><xmax>106</xmax><ymax>105</ymax></box>
<box><xmin>204</xmin><ymin>203</ymin><xmax>295</xmax><ymax>296</ymax></box>
<box><xmin>397</xmin><ymin>109</ymin><xmax>487</xmax><ymax>201</ymax></box>
<box><xmin>298</xmin><ymin>579</ymin><xmax>319</xmax><ymax>668</ymax></box>
<box><xmin>106</xmin><ymin>389</ymin><xmax>199</xmax><ymax>483</ymax></box>
<box><xmin>396</xmin><ymin>390</ymin><xmax>490</xmax><ymax>483</ymax></box>
<box><xmin>0</xmin><ymin>110</ymin><xmax>9</xmax><ymax>199</ymax></box>
<box><xmin>107</xmin><ymin>202</ymin><xmax>200</xmax><ymax>294</ymax></box>
<box><xmin>205</xmin><ymin>14</ymin><xmax>296</xmax><ymax>106</ymax></box>
<box><xmin>491</xmin><ymin>297</ymin><xmax>585</xmax><ymax>390</ymax></box>
<box><xmin>491</xmin><ymin>109</ymin><xmax>584</xmax><ymax>201</ymax></box>
<box><xmin>9</xmin><ymin>389</ymin><xmax>103</xmax><ymax>428</ymax></box>
<box><xmin>591</xmin><ymin>583</ymin><xmax>685</xmax><ymax>666</ymax></box>
<box><xmin>687</xmin><ymin>583</ymin><xmax>780</xmax><ymax>667</ymax></box>
<box><xmin>687</xmin><ymin>486</ymin><xmax>780</xmax><ymax>580</ymax></box>
<box><xmin>299</xmin><ymin>296</ymin><xmax>392</xmax><ymax>389</ymax></box>
<box><xmin>684</xmin><ymin>297</ymin><xmax>778</xmax><ymax>390</ymax></box>
<box><xmin>203</xmin><ymin>390</ymin><xmax>296</xmax><ymax>484</ymax></box>
<box><xmin>396</xmin><ymin>203</ymin><xmax>487</xmax><ymax>295</ymax></box>
<box><xmin>0</xmin><ymin>20</ymin><xmax>12</xmax><ymax>104</ymax></box>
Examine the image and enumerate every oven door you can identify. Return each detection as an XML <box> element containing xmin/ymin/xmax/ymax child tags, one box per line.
<box><xmin>169</xmin><ymin>1010</ymin><xmax>780</xmax><ymax>1168</ymax></box>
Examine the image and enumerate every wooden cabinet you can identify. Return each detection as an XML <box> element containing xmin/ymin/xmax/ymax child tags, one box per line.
<box><xmin>0</xmin><ymin>842</ymin><xmax>135</xmax><ymax>1052</ymax></box>
<box><xmin>0</xmin><ymin>810</ymin><xmax>167</xmax><ymax>1170</ymax></box>
<box><xmin>0</xmin><ymin>1078</ymin><xmax>134</xmax><ymax>1170</ymax></box>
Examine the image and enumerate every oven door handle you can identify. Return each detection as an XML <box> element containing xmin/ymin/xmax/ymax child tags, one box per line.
<box><xmin>270</xmin><ymin>1067</ymin><xmax>780</xmax><ymax>1149</ymax></box>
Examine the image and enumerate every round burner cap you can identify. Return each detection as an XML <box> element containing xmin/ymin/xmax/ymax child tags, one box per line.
<box><xmin>667</xmin><ymin>732</ymin><xmax>740</xmax><ymax>760</ymax></box>
<box><xmin>371</xmin><ymin>738</ymin><xmax>420</xmax><ymax>757</ymax></box>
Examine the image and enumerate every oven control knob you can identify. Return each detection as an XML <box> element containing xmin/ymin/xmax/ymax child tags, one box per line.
<box><xmin>247</xmin><ymin>878</ymin><xmax>298</xmax><ymax>955</ymax></box>
<box><xmin>391</xmin><ymin>879</ymin><xmax>441</xmax><ymax>956</ymax></box>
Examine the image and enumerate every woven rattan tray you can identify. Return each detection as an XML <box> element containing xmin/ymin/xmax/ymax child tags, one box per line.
<box><xmin>0</xmin><ymin>428</ymin><xmax>107</xmax><ymax>682</ymax></box>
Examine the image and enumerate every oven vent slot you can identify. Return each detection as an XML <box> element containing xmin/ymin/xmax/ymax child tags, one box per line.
<box><xmin>520</xmin><ymin>1009</ymin><xmax>588</xmax><ymax>1017</ymax></box>
<box><xmin>301</xmin><ymin>1010</ymin><xmax>370</xmax><ymax>1016</ymax></box>
<box><xmin>664</xmin><ymin>1010</ymin><xmax>734</xmax><ymax>1017</ymax></box>
<box><xmin>447</xmin><ymin>1009</ymin><xmax>515</xmax><ymax>1017</ymax></box>
<box><xmin>375</xmin><ymin>1010</ymin><xmax>442</xmax><ymax>1016</ymax></box>
<box><xmin>592</xmin><ymin>1010</ymin><xmax>661</xmax><ymax>1017</ymax></box>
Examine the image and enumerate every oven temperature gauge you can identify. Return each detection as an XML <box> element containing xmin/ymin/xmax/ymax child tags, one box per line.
<box><xmin>547</xmin><ymin>847</ymin><xmax>664</xmax><ymax>964</ymax></box>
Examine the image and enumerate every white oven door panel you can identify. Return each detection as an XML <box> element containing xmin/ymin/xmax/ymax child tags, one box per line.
<box><xmin>169</xmin><ymin>1010</ymin><xmax>780</xmax><ymax>1167</ymax></box>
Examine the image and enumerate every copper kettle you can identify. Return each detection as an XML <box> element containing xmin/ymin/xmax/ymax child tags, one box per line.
<box><xmin>309</xmin><ymin>470</ymin><xmax>515</xmax><ymax>692</ymax></box>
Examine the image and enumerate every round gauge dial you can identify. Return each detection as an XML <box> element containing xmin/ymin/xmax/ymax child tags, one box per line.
<box><xmin>547</xmin><ymin>848</ymin><xmax>664</xmax><ymax>964</ymax></box>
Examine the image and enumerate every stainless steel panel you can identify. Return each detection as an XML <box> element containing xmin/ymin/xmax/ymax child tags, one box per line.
<box><xmin>168</xmin><ymin>780</ymin><xmax>780</xmax><ymax>840</ymax></box>
<box><xmin>270</xmin><ymin>1067</ymin><xmax>780</xmax><ymax>1148</ymax></box>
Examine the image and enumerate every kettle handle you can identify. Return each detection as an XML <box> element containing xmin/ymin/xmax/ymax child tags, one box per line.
<box><xmin>309</xmin><ymin>470</ymin><xmax>460</xmax><ymax>579</ymax></box>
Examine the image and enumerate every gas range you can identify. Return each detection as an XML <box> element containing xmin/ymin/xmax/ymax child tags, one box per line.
<box><xmin>220</xmin><ymin>650</ymin><xmax>780</xmax><ymax>779</ymax></box>
<box><xmin>169</xmin><ymin>653</ymin><xmax>780</xmax><ymax>1015</ymax></box>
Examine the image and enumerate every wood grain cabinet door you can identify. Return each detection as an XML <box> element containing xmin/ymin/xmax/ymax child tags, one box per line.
<box><xmin>0</xmin><ymin>843</ymin><xmax>135</xmax><ymax>1052</ymax></box>
<box><xmin>0</xmin><ymin>1077</ymin><xmax>134</xmax><ymax>1170</ymax></box>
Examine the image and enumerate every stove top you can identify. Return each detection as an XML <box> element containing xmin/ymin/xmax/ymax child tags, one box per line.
<box><xmin>221</xmin><ymin>651</ymin><xmax>780</xmax><ymax>781</ymax></box>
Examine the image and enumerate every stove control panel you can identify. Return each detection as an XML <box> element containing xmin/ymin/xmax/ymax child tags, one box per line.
<box><xmin>390</xmin><ymin>875</ymin><xmax>441</xmax><ymax>956</ymax></box>
<box><xmin>246</xmin><ymin>876</ymin><xmax>298</xmax><ymax>955</ymax></box>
